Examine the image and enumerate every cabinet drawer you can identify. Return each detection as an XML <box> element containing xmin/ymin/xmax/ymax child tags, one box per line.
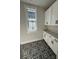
<box><xmin>50</xmin><ymin>39</ymin><xmax>58</xmax><ymax>55</ymax></box>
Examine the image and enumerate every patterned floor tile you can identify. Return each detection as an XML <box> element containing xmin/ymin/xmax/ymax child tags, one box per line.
<box><xmin>20</xmin><ymin>39</ymin><xmax>56</xmax><ymax>59</ymax></box>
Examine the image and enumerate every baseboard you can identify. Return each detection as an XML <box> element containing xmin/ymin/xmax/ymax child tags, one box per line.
<box><xmin>20</xmin><ymin>39</ymin><xmax>43</xmax><ymax>45</ymax></box>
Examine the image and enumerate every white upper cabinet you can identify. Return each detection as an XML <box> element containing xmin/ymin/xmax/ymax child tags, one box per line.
<box><xmin>51</xmin><ymin>1</ymin><xmax>58</xmax><ymax>25</ymax></box>
<box><xmin>45</xmin><ymin>7</ymin><xmax>52</xmax><ymax>25</ymax></box>
<box><xmin>45</xmin><ymin>0</ymin><xmax>58</xmax><ymax>25</ymax></box>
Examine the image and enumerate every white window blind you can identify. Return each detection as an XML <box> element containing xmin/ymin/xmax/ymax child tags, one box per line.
<box><xmin>27</xmin><ymin>8</ymin><xmax>37</xmax><ymax>32</ymax></box>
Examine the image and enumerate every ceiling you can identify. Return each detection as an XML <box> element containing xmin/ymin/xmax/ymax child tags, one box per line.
<box><xmin>21</xmin><ymin>0</ymin><xmax>56</xmax><ymax>9</ymax></box>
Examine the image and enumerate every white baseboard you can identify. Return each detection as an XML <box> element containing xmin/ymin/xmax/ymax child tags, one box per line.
<box><xmin>20</xmin><ymin>39</ymin><xmax>43</xmax><ymax>45</ymax></box>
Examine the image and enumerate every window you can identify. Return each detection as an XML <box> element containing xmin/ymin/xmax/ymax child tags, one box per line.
<box><xmin>27</xmin><ymin>8</ymin><xmax>37</xmax><ymax>32</ymax></box>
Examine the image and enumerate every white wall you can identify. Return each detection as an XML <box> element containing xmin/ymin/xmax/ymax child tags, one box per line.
<box><xmin>20</xmin><ymin>2</ymin><xmax>45</xmax><ymax>44</ymax></box>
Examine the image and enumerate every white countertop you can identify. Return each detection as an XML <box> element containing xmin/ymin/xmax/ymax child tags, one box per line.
<box><xmin>44</xmin><ymin>30</ymin><xmax>58</xmax><ymax>39</ymax></box>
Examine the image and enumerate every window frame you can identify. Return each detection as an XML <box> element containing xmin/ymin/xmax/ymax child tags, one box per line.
<box><xmin>27</xmin><ymin>8</ymin><xmax>37</xmax><ymax>32</ymax></box>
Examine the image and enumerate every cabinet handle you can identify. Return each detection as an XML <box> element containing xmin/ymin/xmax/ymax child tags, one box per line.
<box><xmin>51</xmin><ymin>41</ymin><xmax>54</xmax><ymax>44</ymax></box>
<box><xmin>55</xmin><ymin>20</ymin><xmax>58</xmax><ymax>24</ymax></box>
<box><xmin>54</xmin><ymin>39</ymin><xmax>58</xmax><ymax>42</ymax></box>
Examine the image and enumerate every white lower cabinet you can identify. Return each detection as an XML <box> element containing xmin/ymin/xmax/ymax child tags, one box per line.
<box><xmin>50</xmin><ymin>40</ymin><xmax>58</xmax><ymax>55</ymax></box>
<box><xmin>43</xmin><ymin>31</ymin><xmax>58</xmax><ymax>59</ymax></box>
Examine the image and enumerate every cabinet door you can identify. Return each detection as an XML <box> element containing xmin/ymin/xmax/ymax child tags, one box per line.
<box><xmin>43</xmin><ymin>32</ymin><xmax>49</xmax><ymax>44</ymax></box>
<box><xmin>54</xmin><ymin>1</ymin><xmax>58</xmax><ymax>24</ymax></box>
<box><xmin>48</xmin><ymin>7</ymin><xmax>52</xmax><ymax>25</ymax></box>
<box><xmin>45</xmin><ymin>11</ymin><xmax>48</xmax><ymax>25</ymax></box>
<box><xmin>52</xmin><ymin>40</ymin><xmax>58</xmax><ymax>55</ymax></box>
<box><xmin>47</xmin><ymin>34</ymin><xmax>58</xmax><ymax>55</ymax></box>
<box><xmin>45</xmin><ymin>7</ymin><xmax>52</xmax><ymax>25</ymax></box>
<box><xmin>46</xmin><ymin>34</ymin><xmax>52</xmax><ymax>46</ymax></box>
<box><xmin>43</xmin><ymin>31</ymin><xmax>47</xmax><ymax>39</ymax></box>
<box><xmin>43</xmin><ymin>32</ymin><xmax>58</xmax><ymax>55</ymax></box>
<box><xmin>50</xmin><ymin>38</ymin><xmax>58</xmax><ymax>55</ymax></box>
<box><xmin>51</xmin><ymin>1</ymin><xmax>58</xmax><ymax>25</ymax></box>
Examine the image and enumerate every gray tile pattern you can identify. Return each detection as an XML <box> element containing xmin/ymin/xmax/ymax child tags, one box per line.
<box><xmin>20</xmin><ymin>40</ymin><xmax>56</xmax><ymax>59</ymax></box>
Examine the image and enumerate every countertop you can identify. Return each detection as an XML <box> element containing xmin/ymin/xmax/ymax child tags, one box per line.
<box><xmin>44</xmin><ymin>30</ymin><xmax>58</xmax><ymax>39</ymax></box>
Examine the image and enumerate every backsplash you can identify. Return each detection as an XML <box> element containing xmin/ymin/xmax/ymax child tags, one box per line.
<box><xmin>45</xmin><ymin>26</ymin><xmax>58</xmax><ymax>34</ymax></box>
